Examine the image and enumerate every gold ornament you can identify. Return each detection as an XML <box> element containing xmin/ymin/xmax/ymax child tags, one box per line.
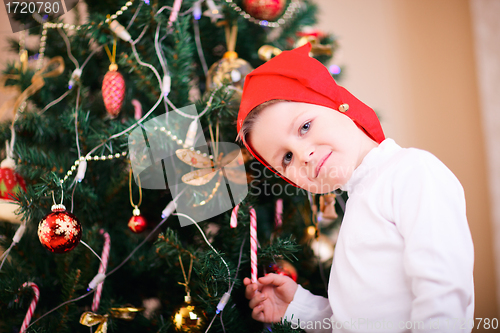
<box><xmin>206</xmin><ymin>24</ymin><xmax>253</xmax><ymax>99</ymax></box>
<box><xmin>319</xmin><ymin>193</ymin><xmax>338</xmax><ymax>222</ymax></box>
<box><xmin>295</xmin><ymin>36</ymin><xmax>334</xmax><ymax>57</ymax></box>
<box><xmin>176</xmin><ymin>122</ymin><xmax>251</xmax><ymax>207</ymax></box>
<box><xmin>108</xmin><ymin>306</ymin><xmax>144</xmax><ymax>320</ymax></box>
<box><xmin>80</xmin><ymin>306</ymin><xmax>144</xmax><ymax>333</ymax></box>
<box><xmin>303</xmin><ymin>194</ymin><xmax>338</xmax><ymax>263</ymax></box>
<box><xmin>311</xmin><ymin>232</ymin><xmax>335</xmax><ymax>263</ymax></box>
<box><xmin>176</xmin><ymin>148</ymin><xmax>249</xmax><ymax>186</ymax></box>
<box><xmin>0</xmin><ymin>56</ymin><xmax>65</xmax><ymax>118</ymax></box>
<box><xmin>18</xmin><ymin>50</ymin><xmax>28</xmax><ymax>74</ymax></box>
<box><xmin>172</xmin><ymin>296</ymin><xmax>207</xmax><ymax>333</ymax></box>
<box><xmin>80</xmin><ymin>312</ymin><xmax>109</xmax><ymax>333</ymax></box>
<box><xmin>172</xmin><ymin>254</ymin><xmax>207</xmax><ymax>333</ymax></box>
<box><xmin>206</xmin><ymin>52</ymin><xmax>253</xmax><ymax>98</ymax></box>
<box><xmin>259</xmin><ymin>34</ymin><xmax>334</xmax><ymax>63</ymax></box>
<box><xmin>258</xmin><ymin>45</ymin><xmax>282</xmax><ymax>62</ymax></box>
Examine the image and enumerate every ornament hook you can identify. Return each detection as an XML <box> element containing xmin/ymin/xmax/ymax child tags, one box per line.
<box><xmin>129</xmin><ymin>166</ymin><xmax>142</xmax><ymax>209</ymax></box>
<box><xmin>177</xmin><ymin>253</ymin><xmax>194</xmax><ymax>298</ymax></box>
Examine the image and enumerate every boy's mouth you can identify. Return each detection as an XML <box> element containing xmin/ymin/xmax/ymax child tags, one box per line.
<box><xmin>315</xmin><ymin>151</ymin><xmax>332</xmax><ymax>178</ymax></box>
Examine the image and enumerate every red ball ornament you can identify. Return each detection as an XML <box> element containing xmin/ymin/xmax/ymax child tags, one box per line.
<box><xmin>128</xmin><ymin>207</ymin><xmax>147</xmax><ymax>233</ymax></box>
<box><xmin>265</xmin><ymin>259</ymin><xmax>298</xmax><ymax>282</ymax></box>
<box><xmin>243</xmin><ymin>0</ymin><xmax>286</xmax><ymax>21</ymax></box>
<box><xmin>38</xmin><ymin>204</ymin><xmax>82</xmax><ymax>253</ymax></box>
<box><xmin>102</xmin><ymin>64</ymin><xmax>125</xmax><ymax>118</ymax></box>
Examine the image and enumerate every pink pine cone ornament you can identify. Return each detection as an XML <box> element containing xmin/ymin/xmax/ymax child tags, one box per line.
<box><xmin>102</xmin><ymin>65</ymin><xmax>125</xmax><ymax>118</ymax></box>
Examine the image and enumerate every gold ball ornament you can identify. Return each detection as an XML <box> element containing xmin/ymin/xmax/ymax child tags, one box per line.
<box><xmin>311</xmin><ymin>233</ymin><xmax>335</xmax><ymax>263</ymax></box>
<box><xmin>172</xmin><ymin>296</ymin><xmax>207</xmax><ymax>333</ymax></box>
<box><xmin>206</xmin><ymin>52</ymin><xmax>253</xmax><ymax>99</ymax></box>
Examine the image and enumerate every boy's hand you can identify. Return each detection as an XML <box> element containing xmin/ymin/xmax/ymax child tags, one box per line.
<box><xmin>243</xmin><ymin>273</ymin><xmax>298</xmax><ymax>323</ymax></box>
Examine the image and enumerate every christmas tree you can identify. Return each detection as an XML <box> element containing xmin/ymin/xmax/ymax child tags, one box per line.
<box><xmin>0</xmin><ymin>0</ymin><xmax>343</xmax><ymax>332</ymax></box>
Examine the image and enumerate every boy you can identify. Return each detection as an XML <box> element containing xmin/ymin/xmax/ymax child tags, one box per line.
<box><xmin>237</xmin><ymin>43</ymin><xmax>474</xmax><ymax>332</ymax></box>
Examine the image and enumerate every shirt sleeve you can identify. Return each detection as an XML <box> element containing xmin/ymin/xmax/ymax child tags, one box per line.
<box><xmin>282</xmin><ymin>285</ymin><xmax>333</xmax><ymax>333</ymax></box>
<box><xmin>391</xmin><ymin>151</ymin><xmax>475</xmax><ymax>333</ymax></box>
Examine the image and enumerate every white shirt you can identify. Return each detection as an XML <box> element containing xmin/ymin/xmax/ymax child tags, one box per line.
<box><xmin>283</xmin><ymin>138</ymin><xmax>474</xmax><ymax>333</ymax></box>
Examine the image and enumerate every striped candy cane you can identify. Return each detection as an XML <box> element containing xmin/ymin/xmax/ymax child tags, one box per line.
<box><xmin>168</xmin><ymin>0</ymin><xmax>183</xmax><ymax>28</ymax></box>
<box><xmin>131</xmin><ymin>99</ymin><xmax>143</xmax><ymax>120</ymax></box>
<box><xmin>91</xmin><ymin>229</ymin><xmax>111</xmax><ymax>312</ymax></box>
<box><xmin>230</xmin><ymin>204</ymin><xmax>240</xmax><ymax>228</ymax></box>
<box><xmin>249</xmin><ymin>207</ymin><xmax>258</xmax><ymax>283</ymax></box>
<box><xmin>275</xmin><ymin>199</ymin><xmax>283</xmax><ymax>229</ymax></box>
<box><xmin>19</xmin><ymin>282</ymin><xmax>40</xmax><ymax>333</ymax></box>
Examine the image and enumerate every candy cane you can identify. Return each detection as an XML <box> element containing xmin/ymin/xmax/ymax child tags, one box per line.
<box><xmin>19</xmin><ymin>282</ymin><xmax>40</xmax><ymax>333</ymax></box>
<box><xmin>131</xmin><ymin>99</ymin><xmax>142</xmax><ymax>120</ymax></box>
<box><xmin>275</xmin><ymin>199</ymin><xmax>283</xmax><ymax>229</ymax></box>
<box><xmin>168</xmin><ymin>0</ymin><xmax>183</xmax><ymax>28</ymax></box>
<box><xmin>230</xmin><ymin>204</ymin><xmax>239</xmax><ymax>228</ymax></box>
<box><xmin>249</xmin><ymin>207</ymin><xmax>257</xmax><ymax>283</ymax></box>
<box><xmin>91</xmin><ymin>229</ymin><xmax>111</xmax><ymax>312</ymax></box>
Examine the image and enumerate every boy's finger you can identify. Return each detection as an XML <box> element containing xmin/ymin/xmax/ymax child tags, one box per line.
<box><xmin>245</xmin><ymin>281</ymin><xmax>264</xmax><ymax>299</ymax></box>
<box><xmin>248</xmin><ymin>292</ymin><xmax>267</xmax><ymax>309</ymax></box>
<box><xmin>258</xmin><ymin>273</ymin><xmax>289</xmax><ymax>287</ymax></box>
<box><xmin>245</xmin><ymin>284</ymin><xmax>259</xmax><ymax>299</ymax></box>
<box><xmin>243</xmin><ymin>277</ymin><xmax>251</xmax><ymax>286</ymax></box>
<box><xmin>252</xmin><ymin>304</ymin><xmax>264</xmax><ymax>322</ymax></box>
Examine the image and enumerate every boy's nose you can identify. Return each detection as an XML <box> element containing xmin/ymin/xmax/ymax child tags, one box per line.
<box><xmin>298</xmin><ymin>146</ymin><xmax>314</xmax><ymax>165</ymax></box>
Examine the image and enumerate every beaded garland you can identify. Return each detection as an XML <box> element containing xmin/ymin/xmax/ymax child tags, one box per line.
<box><xmin>37</xmin><ymin>0</ymin><xmax>134</xmax><ymax>66</ymax></box>
<box><xmin>61</xmin><ymin>152</ymin><xmax>128</xmax><ymax>184</ymax></box>
<box><xmin>151</xmin><ymin>125</ymin><xmax>214</xmax><ymax>160</ymax></box>
<box><xmin>60</xmin><ymin>122</ymin><xmax>217</xmax><ymax>184</ymax></box>
<box><xmin>37</xmin><ymin>0</ymin><xmax>300</xmax><ymax>70</ymax></box>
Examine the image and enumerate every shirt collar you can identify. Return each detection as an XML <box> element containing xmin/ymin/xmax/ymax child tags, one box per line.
<box><xmin>341</xmin><ymin>138</ymin><xmax>401</xmax><ymax>193</ymax></box>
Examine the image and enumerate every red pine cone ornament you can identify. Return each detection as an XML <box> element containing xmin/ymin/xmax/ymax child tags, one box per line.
<box><xmin>38</xmin><ymin>204</ymin><xmax>82</xmax><ymax>253</ymax></box>
<box><xmin>243</xmin><ymin>0</ymin><xmax>286</xmax><ymax>21</ymax></box>
<box><xmin>0</xmin><ymin>157</ymin><xmax>26</xmax><ymax>224</ymax></box>
<box><xmin>102</xmin><ymin>64</ymin><xmax>125</xmax><ymax>118</ymax></box>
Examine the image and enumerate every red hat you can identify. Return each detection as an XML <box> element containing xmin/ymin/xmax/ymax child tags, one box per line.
<box><xmin>237</xmin><ymin>43</ymin><xmax>385</xmax><ymax>187</ymax></box>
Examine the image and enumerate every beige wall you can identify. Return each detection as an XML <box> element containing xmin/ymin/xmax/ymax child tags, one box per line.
<box><xmin>470</xmin><ymin>0</ymin><xmax>500</xmax><ymax>319</ymax></box>
<box><xmin>316</xmin><ymin>0</ymin><xmax>497</xmax><ymax>320</ymax></box>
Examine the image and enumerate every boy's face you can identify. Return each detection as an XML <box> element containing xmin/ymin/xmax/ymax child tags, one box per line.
<box><xmin>248</xmin><ymin>101</ymin><xmax>376</xmax><ymax>193</ymax></box>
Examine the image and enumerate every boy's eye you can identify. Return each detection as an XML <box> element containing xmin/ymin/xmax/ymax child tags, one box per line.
<box><xmin>300</xmin><ymin>121</ymin><xmax>311</xmax><ymax>135</ymax></box>
<box><xmin>281</xmin><ymin>121</ymin><xmax>311</xmax><ymax>169</ymax></box>
<box><xmin>282</xmin><ymin>152</ymin><xmax>293</xmax><ymax>169</ymax></box>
